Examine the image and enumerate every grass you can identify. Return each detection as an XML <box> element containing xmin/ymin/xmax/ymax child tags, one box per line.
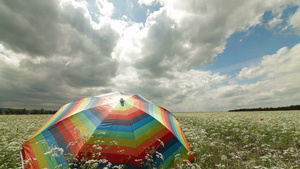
<box><xmin>174</xmin><ymin>111</ymin><xmax>300</xmax><ymax>168</ymax></box>
<box><xmin>0</xmin><ymin>111</ymin><xmax>299</xmax><ymax>168</ymax></box>
<box><xmin>0</xmin><ymin>115</ymin><xmax>51</xmax><ymax>168</ymax></box>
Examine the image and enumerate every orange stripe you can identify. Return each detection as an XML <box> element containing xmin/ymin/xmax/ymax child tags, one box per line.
<box><xmin>30</xmin><ymin>105</ymin><xmax>67</xmax><ymax>139</ymax></box>
<box><xmin>174</xmin><ymin>119</ymin><xmax>193</xmax><ymax>152</ymax></box>
<box><xmin>133</xmin><ymin>97</ymin><xmax>145</xmax><ymax>111</ymax></box>
<box><xmin>83</xmin><ymin>132</ymin><xmax>175</xmax><ymax>165</ymax></box>
<box><xmin>137</xmin><ymin>127</ymin><xmax>170</xmax><ymax>153</ymax></box>
<box><xmin>85</xmin><ymin>144</ymin><xmax>139</xmax><ymax>156</ymax></box>
<box><xmin>59</xmin><ymin>98</ymin><xmax>84</xmax><ymax>121</ymax></box>
<box><xmin>22</xmin><ymin>141</ymin><xmax>40</xmax><ymax>169</ymax></box>
<box><xmin>161</xmin><ymin>108</ymin><xmax>171</xmax><ymax>130</ymax></box>
<box><xmin>95</xmin><ymin>106</ymin><xmax>111</xmax><ymax>117</ymax></box>
<box><xmin>97</xmin><ymin>106</ymin><xmax>144</xmax><ymax>120</ymax></box>
<box><xmin>55</xmin><ymin>119</ymin><xmax>79</xmax><ymax>154</ymax></box>
<box><xmin>106</xmin><ymin>108</ymin><xmax>144</xmax><ymax>120</ymax></box>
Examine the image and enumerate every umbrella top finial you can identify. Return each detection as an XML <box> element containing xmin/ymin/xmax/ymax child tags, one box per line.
<box><xmin>120</xmin><ymin>98</ymin><xmax>125</xmax><ymax>106</ymax></box>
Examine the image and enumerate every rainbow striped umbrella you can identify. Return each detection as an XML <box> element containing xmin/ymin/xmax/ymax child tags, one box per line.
<box><xmin>21</xmin><ymin>92</ymin><xmax>194</xmax><ymax>168</ymax></box>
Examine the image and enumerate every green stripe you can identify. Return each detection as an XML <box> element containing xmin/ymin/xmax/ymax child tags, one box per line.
<box><xmin>75</xmin><ymin>112</ymin><xmax>96</xmax><ymax>133</ymax></box>
<box><xmin>87</xmin><ymin>122</ymin><xmax>165</xmax><ymax>148</ymax></box>
<box><xmin>87</xmin><ymin>136</ymin><xmax>137</xmax><ymax>147</ymax></box>
<box><xmin>93</xmin><ymin>130</ymin><xmax>136</xmax><ymax>139</ymax></box>
<box><xmin>158</xmin><ymin>146</ymin><xmax>188</xmax><ymax>168</ymax></box>
<box><xmin>134</xmin><ymin>120</ymin><xmax>160</xmax><ymax>137</ymax></box>
<box><xmin>93</xmin><ymin>120</ymin><xmax>162</xmax><ymax>140</ymax></box>
<box><xmin>35</xmin><ymin>134</ymin><xmax>57</xmax><ymax>168</ymax></box>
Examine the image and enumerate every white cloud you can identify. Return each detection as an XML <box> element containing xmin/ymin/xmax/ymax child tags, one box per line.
<box><xmin>267</xmin><ymin>13</ymin><xmax>283</xmax><ymax>29</ymax></box>
<box><xmin>0</xmin><ymin>44</ymin><xmax>23</xmax><ymax>65</ymax></box>
<box><xmin>232</xmin><ymin>44</ymin><xmax>300</xmax><ymax>109</ymax></box>
<box><xmin>238</xmin><ymin>45</ymin><xmax>300</xmax><ymax>80</ymax></box>
<box><xmin>138</xmin><ymin>0</ymin><xmax>157</xmax><ymax>6</ymax></box>
<box><xmin>132</xmin><ymin>0</ymin><xmax>294</xmax><ymax>78</ymax></box>
<box><xmin>288</xmin><ymin>6</ymin><xmax>300</xmax><ymax>34</ymax></box>
<box><xmin>237</xmin><ymin>66</ymin><xmax>264</xmax><ymax>79</ymax></box>
<box><xmin>0</xmin><ymin>0</ymin><xmax>300</xmax><ymax>111</ymax></box>
<box><xmin>95</xmin><ymin>0</ymin><xmax>114</xmax><ymax>17</ymax></box>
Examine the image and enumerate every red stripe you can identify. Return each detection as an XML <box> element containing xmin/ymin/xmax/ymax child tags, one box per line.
<box><xmin>177</xmin><ymin>120</ymin><xmax>193</xmax><ymax>153</ymax></box>
<box><xmin>22</xmin><ymin>141</ymin><xmax>40</xmax><ymax>169</ymax></box>
<box><xmin>76</xmin><ymin>128</ymin><xmax>175</xmax><ymax>165</ymax></box>
<box><xmin>161</xmin><ymin>108</ymin><xmax>171</xmax><ymax>131</ymax></box>
<box><xmin>58</xmin><ymin>98</ymin><xmax>84</xmax><ymax>122</ymax></box>
<box><xmin>137</xmin><ymin>127</ymin><xmax>171</xmax><ymax>154</ymax></box>
<box><xmin>97</xmin><ymin>106</ymin><xmax>145</xmax><ymax>120</ymax></box>
<box><xmin>54</xmin><ymin>119</ymin><xmax>80</xmax><ymax>154</ymax></box>
<box><xmin>106</xmin><ymin>108</ymin><xmax>144</xmax><ymax>120</ymax></box>
<box><xmin>29</xmin><ymin>106</ymin><xmax>65</xmax><ymax>138</ymax></box>
<box><xmin>94</xmin><ymin>97</ymin><xmax>105</xmax><ymax>107</ymax></box>
<box><xmin>135</xmin><ymin>131</ymin><xmax>175</xmax><ymax>163</ymax></box>
<box><xmin>95</xmin><ymin>106</ymin><xmax>111</xmax><ymax>117</ymax></box>
<box><xmin>105</xmin><ymin>153</ymin><xmax>142</xmax><ymax>165</ymax></box>
<box><xmin>84</xmin><ymin>144</ymin><xmax>139</xmax><ymax>157</ymax></box>
<box><xmin>132</xmin><ymin>95</ymin><xmax>145</xmax><ymax>110</ymax></box>
<box><xmin>78</xmin><ymin>152</ymin><xmax>141</xmax><ymax>166</ymax></box>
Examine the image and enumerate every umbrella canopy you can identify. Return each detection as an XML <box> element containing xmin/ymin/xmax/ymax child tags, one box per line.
<box><xmin>21</xmin><ymin>92</ymin><xmax>194</xmax><ymax>168</ymax></box>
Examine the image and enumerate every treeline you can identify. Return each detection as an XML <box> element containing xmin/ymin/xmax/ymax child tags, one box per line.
<box><xmin>229</xmin><ymin>105</ymin><xmax>300</xmax><ymax>112</ymax></box>
<box><xmin>0</xmin><ymin>108</ymin><xmax>57</xmax><ymax>115</ymax></box>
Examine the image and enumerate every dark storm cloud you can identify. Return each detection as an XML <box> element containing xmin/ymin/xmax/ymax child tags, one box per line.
<box><xmin>0</xmin><ymin>0</ymin><xmax>300</xmax><ymax>111</ymax></box>
<box><xmin>0</xmin><ymin>0</ymin><xmax>119</xmax><ymax>57</ymax></box>
<box><xmin>0</xmin><ymin>0</ymin><xmax>120</xmax><ymax>109</ymax></box>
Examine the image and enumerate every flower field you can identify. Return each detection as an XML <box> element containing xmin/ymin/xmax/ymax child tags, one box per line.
<box><xmin>1</xmin><ymin>111</ymin><xmax>299</xmax><ymax>168</ymax></box>
<box><xmin>175</xmin><ymin>111</ymin><xmax>300</xmax><ymax>168</ymax></box>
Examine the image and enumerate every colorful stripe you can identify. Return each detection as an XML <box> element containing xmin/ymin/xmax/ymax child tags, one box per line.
<box><xmin>22</xmin><ymin>92</ymin><xmax>194</xmax><ymax>168</ymax></box>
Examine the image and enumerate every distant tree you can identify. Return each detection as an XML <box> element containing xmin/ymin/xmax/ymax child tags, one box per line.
<box><xmin>5</xmin><ymin>108</ymin><xmax>14</xmax><ymax>114</ymax></box>
<box><xmin>22</xmin><ymin>108</ymin><xmax>28</xmax><ymax>114</ymax></box>
<box><xmin>30</xmin><ymin>109</ymin><xmax>39</xmax><ymax>114</ymax></box>
<box><xmin>229</xmin><ymin>105</ymin><xmax>300</xmax><ymax>112</ymax></box>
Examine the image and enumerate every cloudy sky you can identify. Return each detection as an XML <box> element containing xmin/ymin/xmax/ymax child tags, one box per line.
<box><xmin>0</xmin><ymin>0</ymin><xmax>300</xmax><ymax>112</ymax></box>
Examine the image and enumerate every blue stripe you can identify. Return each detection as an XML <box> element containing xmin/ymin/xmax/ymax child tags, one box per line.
<box><xmin>41</xmin><ymin>129</ymin><xmax>67</xmax><ymax>167</ymax></box>
<box><xmin>96</xmin><ymin>123</ymin><xmax>133</xmax><ymax>132</ymax></box>
<box><xmin>168</xmin><ymin>113</ymin><xmax>179</xmax><ymax>138</ymax></box>
<box><xmin>47</xmin><ymin>102</ymin><xmax>74</xmax><ymax>128</ymax></box>
<box><xmin>81</xmin><ymin>109</ymin><xmax>102</xmax><ymax>127</ymax></box>
<box><xmin>95</xmin><ymin>115</ymin><xmax>155</xmax><ymax>132</ymax></box>
<box><xmin>147</xmin><ymin>103</ymin><xmax>154</xmax><ymax>117</ymax></box>
<box><xmin>135</xmin><ymin>94</ymin><xmax>151</xmax><ymax>103</ymax></box>
<box><xmin>153</xmin><ymin>138</ymin><xmax>182</xmax><ymax>167</ymax></box>
<box><xmin>89</xmin><ymin>97</ymin><xmax>101</xmax><ymax>108</ymax></box>
<box><xmin>84</xmin><ymin>97</ymin><xmax>95</xmax><ymax>110</ymax></box>
<box><xmin>131</xmin><ymin>115</ymin><xmax>154</xmax><ymax>130</ymax></box>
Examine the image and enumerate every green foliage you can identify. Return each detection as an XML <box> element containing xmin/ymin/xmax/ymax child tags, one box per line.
<box><xmin>175</xmin><ymin>111</ymin><xmax>300</xmax><ymax>168</ymax></box>
<box><xmin>2</xmin><ymin>108</ymin><xmax>57</xmax><ymax>115</ymax></box>
<box><xmin>229</xmin><ymin>105</ymin><xmax>300</xmax><ymax>111</ymax></box>
<box><xmin>0</xmin><ymin>111</ymin><xmax>299</xmax><ymax>168</ymax></box>
<box><xmin>0</xmin><ymin>115</ymin><xmax>51</xmax><ymax>168</ymax></box>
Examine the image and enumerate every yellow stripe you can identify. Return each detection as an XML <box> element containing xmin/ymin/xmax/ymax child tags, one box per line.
<box><xmin>86</xmin><ymin>123</ymin><xmax>165</xmax><ymax>147</ymax></box>
<box><xmin>157</xmin><ymin>106</ymin><xmax>163</xmax><ymax>125</ymax></box>
<box><xmin>30</xmin><ymin>104</ymin><xmax>69</xmax><ymax>139</ymax></box>
<box><xmin>70</xmin><ymin>98</ymin><xmax>90</xmax><ymax>116</ymax></box>
<box><xmin>152</xmin><ymin>105</ymin><xmax>158</xmax><ymax>120</ymax></box>
<box><xmin>87</xmin><ymin>137</ymin><xmax>137</xmax><ymax>147</ymax></box>
<box><xmin>29</xmin><ymin>137</ymin><xmax>50</xmax><ymax>169</ymax></box>
<box><xmin>136</xmin><ymin>122</ymin><xmax>165</xmax><ymax>145</ymax></box>
<box><xmin>174</xmin><ymin>119</ymin><xmax>187</xmax><ymax>148</ymax></box>
<box><xmin>68</xmin><ymin>115</ymin><xmax>91</xmax><ymax>137</ymax></box>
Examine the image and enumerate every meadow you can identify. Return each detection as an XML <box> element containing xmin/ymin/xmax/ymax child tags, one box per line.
<box><xmin>0</xmin><ymin>111</ymin><xmax>299</xmax><ymax>168</ymax></box>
